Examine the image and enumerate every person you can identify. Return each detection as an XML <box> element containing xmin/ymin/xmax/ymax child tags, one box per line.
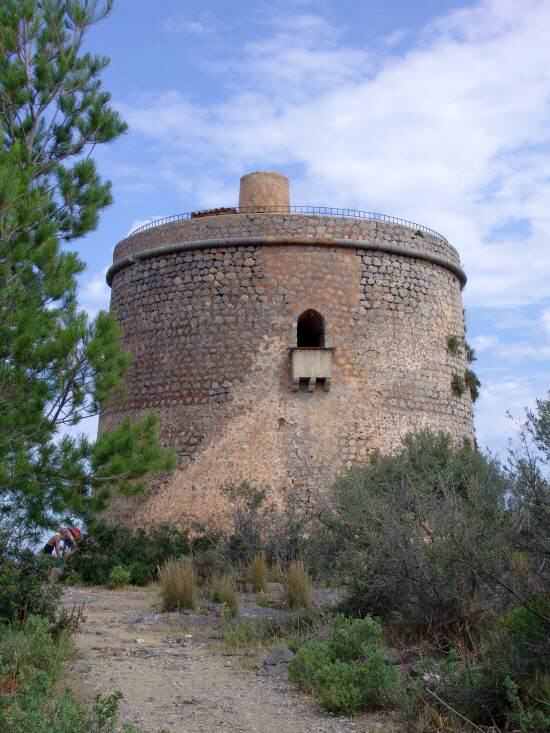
<box><xmin>43</xmin><ymin>526</ymin><xmax>80</xmax><ymax>560</ymax></box>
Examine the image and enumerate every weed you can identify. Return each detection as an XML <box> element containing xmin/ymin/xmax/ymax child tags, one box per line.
<box><xmin>267</xmin><ymin>561</ymin><xmax>284</xmax><ymax>583</ymax></box>
<box><xmin>249</xmin><ymin>554</ymin><xmax>268</xmax><ymax>593</ymax></box>
<box><xmin>463</xmin><ymin>368</ymin><xmax>480</xmax><ymax>402</ymax></box>
<box><xmin>446</xmin><ymin>335</ymin><xmax>461</xmax><ymax>356</ymax></box>
<box><xmin>212</xmin><ymin>574</ymin><xmax>239</xmax><ymax>617</ymax></box>
<box><xmin>284</xmin><ymin>560</ymin><xmax>312</xmax><ymax>609</ymax></box>
<box><xmin>222</xmin><ymin>616</ymin><xmax>307</xmax><ymax>650</ymax></box>
<box><xmin>0</xmin><ymin>616</ymin><xmax>140</xmax><ymax>732</ymax></box>
<box><xmin>222</xmin><ymin>621</ymin><xmax>262</xmax><ymax>649</ymax></box>
<box><xmin>236</xmin><ymin>653</ymin><xmax>261</xmax><ymax>671</ymax></box>
<box><xmin>108</xmin><ymin>565</ymin><xmax>132</xmax><ymax>589</ymax></box>
<box><xmin>451</xmin><ymin>373</ymin><xmax>465</xmax><ymax>397</ymax></box>
<box><xmin>158</xmin><ymin>557</ymin><xmax>197</xmax><ymax>611</ymax></box>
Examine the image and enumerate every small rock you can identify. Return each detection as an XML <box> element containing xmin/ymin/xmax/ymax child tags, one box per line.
<box><xmin>136</xmin><ymin>638</ymin><xmax>146</xmax><ymax>644</ymax></box>
<box><xmin>263</xmin><ymin>648</ymin><xmax>294</xmax><ymax>666</ymax></box>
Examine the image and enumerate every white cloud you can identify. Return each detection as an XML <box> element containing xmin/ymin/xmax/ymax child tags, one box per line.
<box><xmin>472</xmin><ymin>335</ymin><xmax>499</xmax><ymax>352</ymax></box>
<box><xmin>80</xmin><ymin>267</ymin><xmax>110</xmax><ymax>318</ymax></box>
<box><xmin>163</xmin><ymin>16</ymin><xmax>212</xmax><ymax>35</ymax></box>
<box><xmin>474</xmin><ymin>370</ymin><xmax>548</xmax><ymax>455</ymax></box>
<box><xmin>541</xmin><ymin>308</ymin><xmax>550</xmax><ymax>335</ymax></box>
<box><xmin>120</xmin><ymin>1</ymin><xmax>550</xmax><ymax>309</ymax></box>
<box><xmin>57</xmin><ymin>415</ymin><xmax>99</xmax><ymax>444</ymax></box>
<box><xmin>126</xmin><ymin>215</ymin><xmax>167</xmax><ymax>238</ymax></box>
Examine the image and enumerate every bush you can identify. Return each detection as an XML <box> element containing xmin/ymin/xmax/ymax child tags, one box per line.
<box><xmin>284</xmin><ymin>560</ymin><xmax>312</xmax><ymax>609</ymax></box>
<box><xmin>320</xmin><ymin>432</ymin><xmax>511</xmax><ymax>638</ymax></box>
<box><xmin>314</xmin><ymin>655</ymin><xmax>403</xmax><ymax>715</ymax></box>
<box><xmin>0</xmin><ymin>614</ymin><xmax>70</xmax><ymax>680</ymax></box>
<box><xmin>68</xmin><ymin>522</ymin><xmax>190</xmax><ymax>586</ymax></box>
<box><xmin>212</xmin><ymin>574</ymin><xmax>239</xmax><ymax>617</ymax></box>
<box><xmin>221</xmin><ymin>481</ymin><xmax>269</xmax><ymax>564</ymax></box>
<box><xmin>428</xmin><ymin>597</ymin><xmax>550</xmax><ymax>729</ymax></box>
<box><xmin>313</xmin><ymin>660</ymin><xmax>367</xmax><ymax>716</ymax></box>
<box><xmin>193</xmin><ymin>547</ymin><xmax>230</xmax><ymax>581</ymax></box>
<box><xmin>158</xmin><ymin>557</ymin><xmax>196</xmax><ymax>611</ymax></box>
<box><xmin>0</xmin><ymin>616</ymin><xmax>138</xmax><ymax>732</ymax></box>
<box><xmin>288</xmin><ymin>639</ymin><xmax>333</xmax><ymax>690</ymax></box>
<box><xmin>108</xmin><ymin>565</ymin><xmax>132</xmax><ymax>589</ymax></box>
<box><xmin>329</xmin><ymin>614</ymin><xmax>384</xmax><ymax>661</ymax></box>
<box><xmin>0</xmin><ymin>550</ymin><xmax>60</xmax><ymax>623</ymax></box>
<box><xmin>249</xmin><ymin>554</ymin><xmax>268</xmax><ymax>593</ymax></box>
<box><xmin>288</xmin><ymin>614</ymin><xmax>403</xmax><ymax>715</ymax></box>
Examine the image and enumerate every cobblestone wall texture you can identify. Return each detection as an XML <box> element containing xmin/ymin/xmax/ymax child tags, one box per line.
<box><xmin>102</xmin><ymin>181</ymin><xmax>473</xmax><ymax>529</ymax></box>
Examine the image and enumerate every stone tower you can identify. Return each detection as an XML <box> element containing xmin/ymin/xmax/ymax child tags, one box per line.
<box><xmin>102</xmin><ymin>171</ymin><xmax>473</xmax><ymax>528</ymax></box>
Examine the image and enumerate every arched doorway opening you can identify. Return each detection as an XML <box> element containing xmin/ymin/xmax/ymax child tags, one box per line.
<box><xmin>297</xmin><ymin>310</ymin><xmax>325</xmax><ymax>348</ymax></box>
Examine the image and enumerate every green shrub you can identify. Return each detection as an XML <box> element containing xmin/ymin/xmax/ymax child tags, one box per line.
<box><xmin>431</xmin><ymin>598</ymin><xmax>550</xmax><ymax>729</ymax></box>
<box><xmin>68</xmin><ymin>522</ymin><xmax>190</xmax><ymax>586</ymax></box>
<box><xmin>0</xmin><ymin>614</ymin><xmax>70</xmax><ymax>680</ymax></box>
<box><xmin>289</xmin><ymin>614</ymin><xmax>403</xmax><ymax>715</ymax></box>
<box><xmin>0</xmin><ymin>550</ymin><xmax>60</xmax><ymax>623</ymax></box>
<box><xmin>314</xmin><ymin>655</ymin><xmax>403</xmax><ymax>715</ymax></box>
<box><xmin>249</xmin><ymin>554</ymin><xmax>268</xmax><ymax>593</ymax></box>
<box><xmin>0</xmin><ymin>616</ymin><xmax>139</xmax><ymax>733</ymax></box>
<box><xmin>288</xmin><ymin>640</ymin><xmax>333</xmax><ymax>690</ymax></box>
<box><xmin>329</xmin><ymin>614</ymin><xmax>383</xmax><ymax>662</ymax></box>
<box><xmin>158</xmin><ymin>557</ymin><xmax>196</xmax><ymax>611</ymax></box>
<box><xmin>320</xmin><ymin>432</ymin><xmax>510</xmax><ymax>638</ymax></box>
<box><xmin>107</xmin><ymin>565</ymin><xmax>132</xmax><ymax>589</ymax></box>
<box><xmin>284</xmin><ymin>560</ymin><xmax>312</xmax><ymax>609</ymax></box>
<box><xmin>313</xmin><ymin>660</ymin><xmax>366</xmax><ymax>715</ymax></box>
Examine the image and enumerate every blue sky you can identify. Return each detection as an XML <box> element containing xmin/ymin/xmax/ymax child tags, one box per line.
<box><xmin>75</xmin><ymin>0</ymin><xmax>550</xmax><ymax>456</ymax></box>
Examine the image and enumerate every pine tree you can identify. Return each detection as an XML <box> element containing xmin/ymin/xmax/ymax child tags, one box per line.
<box><xmin>0</xmin><ymin>0</ymin><xmax>175</xmax><ymax>529</ymax></box>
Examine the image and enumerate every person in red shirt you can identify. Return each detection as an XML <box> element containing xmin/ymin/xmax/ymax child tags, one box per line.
<box><xmin>43</xmin><ymin>527</ymin><xmax>80</xmax><ymax>559</ymax></box>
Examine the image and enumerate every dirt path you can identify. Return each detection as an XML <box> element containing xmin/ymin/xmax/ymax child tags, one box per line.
<box><xmin>63</xmin><ymin>586</ymin><xmax>398</xmax><ymax>733</ymax></box>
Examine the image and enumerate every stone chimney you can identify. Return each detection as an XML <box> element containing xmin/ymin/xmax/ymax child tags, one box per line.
<box><xmin>238</xmin><ymin>171</ymin><xmax>289</xmax><ymax>211</ymax></box>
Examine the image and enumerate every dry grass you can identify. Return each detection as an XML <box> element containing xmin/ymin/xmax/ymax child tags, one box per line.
<box><xmin>284</xmin><ymin>560</ymin><xmax>312</xmax><ymax>609</ymax></box>
<box><xmin>249</xmin><ymin>554</ymin><xmax>268</xmax><ymax>593</ymax></box>
<box><xmin>212</xmin><ymin>574</ymin><xmax>239</xmax><ymax>617</ymax></box>
<box><xmin>267</xmin><ymin>561</ymin><xmax>284</xmax><ymax>583</ymax></box>
<box><xmin>158</xmin><ymin>557</ymin><xmax>197</xmax><ymax>611</ymax></box>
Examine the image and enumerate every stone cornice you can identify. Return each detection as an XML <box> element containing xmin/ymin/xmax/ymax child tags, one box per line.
<box><xmin>106</xmin><ymin>236</ymin><xmax>467</xmax><ymax>287</ymax></box>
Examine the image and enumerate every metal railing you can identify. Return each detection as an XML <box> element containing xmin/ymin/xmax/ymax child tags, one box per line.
<box><xmin>128</xmin><ymin>205</ymin><xmax>448</xmax><ymax>243</ymax></box>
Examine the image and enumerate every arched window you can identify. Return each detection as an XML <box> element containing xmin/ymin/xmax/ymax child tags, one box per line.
<box><xmin>297</xmin><ymin>310</ymin><xmax>325</xmax><ymax>348</ymax></box>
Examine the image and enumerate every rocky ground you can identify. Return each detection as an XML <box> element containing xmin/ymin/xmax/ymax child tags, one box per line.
<box><xmin>62</xmin><ymin>585</ymin><xmax>403</xmax><ymax>733</ymax></box>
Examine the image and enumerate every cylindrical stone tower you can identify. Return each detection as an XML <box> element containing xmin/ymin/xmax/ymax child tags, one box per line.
<box><xmin>238</xmin><ymin>171</ymin><xmax>290</xmax><ymax>211</ymax></box>
<box><xmin>102</xmin><ymin>172</ymin><xmax>474</xmax><ymax>528</ymax></box>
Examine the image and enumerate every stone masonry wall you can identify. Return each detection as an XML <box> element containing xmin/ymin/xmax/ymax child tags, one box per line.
<box><xmin>113</xmin><ymin>213</ymin><xmax>460</xmax><ymax>264</ymax></box>
<box><xmin>102</xmin><ymin>212</ymin><xmax>473</xmax><ymax>529</ymax></box>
